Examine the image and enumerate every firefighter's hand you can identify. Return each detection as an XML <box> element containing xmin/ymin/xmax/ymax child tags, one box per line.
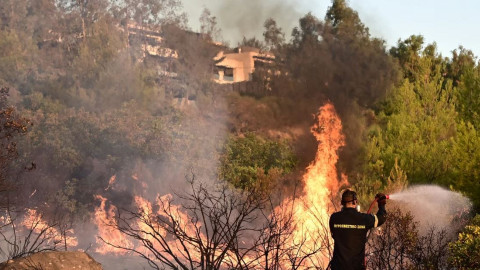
<box><xmin>376</xmin><ymin>193</ymin><xmax>387</xmax><ymax>206</ymax></box>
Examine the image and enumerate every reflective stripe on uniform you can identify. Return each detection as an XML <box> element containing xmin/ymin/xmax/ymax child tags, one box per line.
<box><xmin>333</xmin><ymin>224</ymin><xmax>366</xmax><ymax>229</ymax></box>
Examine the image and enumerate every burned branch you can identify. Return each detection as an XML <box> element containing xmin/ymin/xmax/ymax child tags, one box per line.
<box><xmin>99</xmin><ymin>179</ymin><xmax>333</xmax><ymax>269</ymax></box>
<box><xmin>366</xmin><ymin>208</ymin><xmax>452</xmax><ymax>270</ymax></box>
<box><xmin>0</xmin><ymin>207</ymin><xmax>61</xmax><ymax>261</ymax></box>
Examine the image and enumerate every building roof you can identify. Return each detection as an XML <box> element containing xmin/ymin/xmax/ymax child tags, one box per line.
<box><xmin>214</xmin><ymin>47</ymin><xmax>274</xmax><ymax>69</ymax></box>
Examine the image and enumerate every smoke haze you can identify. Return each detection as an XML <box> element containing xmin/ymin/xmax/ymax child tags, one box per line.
<box><xmin>183</xmin><ymin>0</ymin><xmax>330</xmax><ymax>44</ymax></box>
<box><xmin>4</xmin><ymin>0</ymin><xmax>475</xmax><ymax>268</ymax></box>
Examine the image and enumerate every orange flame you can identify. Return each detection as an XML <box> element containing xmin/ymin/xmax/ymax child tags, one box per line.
<box><xmin>134</xmin><ymin>194</ymin><xmax>204</xmax><ymax>262</ymax></box>
<box><xmin>281</xmin><ymin>102</ymin><xmax>347</xmax><ymax>266</ymax></box>
<box><xmin>132</xmin><ymin>173</ymin><xmax>148</xmax><ymax>189</ymax></box>
<box><xmin>94</xmin><ymin>195</ymin><xmax>133</xmax><ymax>254</ymax></box>
<box><xmin>90</xmin><ymin>102</ymin><xmax>346</xmax><ymax>268</ymax></box>
<box><xmin>105</xmin><ymin>175</ymin><xmax>116</xmax><ymax>191</ymax></box>
<box><xmin>22</xmin><ymin>209</ymin><xmax>78</xmax><ymax>247</ymax></box>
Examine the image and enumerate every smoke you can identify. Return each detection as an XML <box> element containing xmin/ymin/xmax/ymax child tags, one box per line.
<box><xmin>389</xmin><ymin>185</ymin><xmax>472</xmax><ymax>234</ymax></box>
<box><xmin>3</xmin><ymin>2</ymin><xmax>229</xmax><ymax>267</ymax></box>
<box><xmin>183</xmin><ymin>0</ymin><xmax>329</xmax><ymax>44</ymax></box>
<box><xmin>0</xmin><ymin>0</ymin><xmax>412</xmax><ymax>268</ymax></box>
<box><xmin>183</xmin><ymin>0</ymin><xmax>400</xmax><ymax>179</ymax></box>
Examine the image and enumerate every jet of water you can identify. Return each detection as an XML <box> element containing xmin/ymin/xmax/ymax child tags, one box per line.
<box><xmin>388</xmin><ymin>185</ymin><xmax>472</xmax><ymax>234</ymax></box>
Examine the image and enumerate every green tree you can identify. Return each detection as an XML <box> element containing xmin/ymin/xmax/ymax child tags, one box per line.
<box><xmin>113</xmin><ymin>0</ymin><xmax>186</xmax><ymax>26</ymax></box>
<box><xmin>389</xmin><ymin>35</ymin><xmax>425</xmax><ymax>82</ymax></box>
<box><xmin>325</xmin><ymin>0</ymin><xmax>370</xmax><ymax>40</ymax></box>
<box><xmin>363</xmin><ymin>39</ymin><xmax>460</xmax><ymax>185</ymax></box>
<box><xmin>220</xmin><ymin>133</ymin><xmax>297</xmax><ymax>190</ymax></box>
<box><xmin>365</xmin><ymin>73</ymin><xmax>457</xmax><ymax>185</ymax></box>
<box><xmin>450</xmin><ymin>121</ymin><xmax>480</xmax><ymax>210</ymax></box>
<box><xmin>0</xmin><ymin>30</ymin><xmax>32</xmax><ymax>84</ymax></box>
<box><xmin>238</xmin><ymin>36</ymin><xmax>265</xmax><ymax>50</ymax></box>
<box><xmin>449</xmin><ymin>215</ymin><xmax>480</xmax><ymax>269</ymax></box>
<box><xmin>456</xmin><ymin>67</ymin><xmax>480</xmax><ymax>128</ymax></box>
<box><xmin>0</xmin><ymin>87</ymin><xmax>31</xmax><ymax>205</ymax></box>
<box><xmin>57</xmin><ymin>0</ymin><xmax>109</xmax><ymax>41</ymax></box>
<box><xmin>367</xmin><ymin>35</ymin><xmax>480</xmax><ymax>209</ymax></box>
<box><xmin>263</xmin><ymin>18</ymin><xmax>285</xmax><ymax>51</ymax></box>
<box><xmin>447</xmin><ymin>46</ymin><xmax>476</xmax><ymax>86</ymax></box>
<box><xmin>199</xmin><ymin>8</ymin><xmax>221</xmax><ymax>41</ymax></box>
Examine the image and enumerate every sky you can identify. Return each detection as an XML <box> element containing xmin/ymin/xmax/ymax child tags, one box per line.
<box><xmin>182</xmin><ymin>0</ymin><xmax>480</xmax><ymax>58</ymax></box>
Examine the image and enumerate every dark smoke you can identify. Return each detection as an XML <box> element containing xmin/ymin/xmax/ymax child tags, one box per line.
<box><xmin>260</xmin><ymin>7</ymin><xmax>399</xmax><ymax>177</ymax></box>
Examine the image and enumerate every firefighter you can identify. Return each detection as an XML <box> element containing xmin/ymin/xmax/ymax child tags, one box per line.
<box><xmin>328</xmin><ymin>190</ymin><xmax>387</xmax><ymax>270</ymax></box>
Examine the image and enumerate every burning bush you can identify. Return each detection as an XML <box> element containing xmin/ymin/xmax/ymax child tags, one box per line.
<box><xmin>98</xmin><ymin>179</ymin><xmax>332</xmax><ymax>269</ymax></box>
<box><xmin>0</xmin><ymin>206</ymin><xmax>76</xmax><ymax>261</ymax></box>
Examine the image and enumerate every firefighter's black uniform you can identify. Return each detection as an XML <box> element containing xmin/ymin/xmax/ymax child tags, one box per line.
<box><xmin>329</xmin><ymin>204</ymin><xmax>386</xmax><ymax>270</ymax></box>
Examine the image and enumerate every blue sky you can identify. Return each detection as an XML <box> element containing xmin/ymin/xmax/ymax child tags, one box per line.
<box><xmin>183</xmin><ymin>0</ymin><xmax>480</xmax><ymax>58</ymax></box>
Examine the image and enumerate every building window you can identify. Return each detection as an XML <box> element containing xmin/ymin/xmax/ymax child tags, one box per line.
<box><xmin>224</xmin><ymin>68</ymin><xmax>234</xmax><ymax>81</ymax></box>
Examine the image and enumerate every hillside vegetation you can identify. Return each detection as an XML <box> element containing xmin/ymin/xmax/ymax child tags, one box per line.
<box><xmin>1</xmin><ymin>0</ymin><xmax>480</xmax><ymax>269</ymax></box>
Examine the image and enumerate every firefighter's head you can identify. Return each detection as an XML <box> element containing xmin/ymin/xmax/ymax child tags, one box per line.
<box><xmin>341</xmin><ymin>189</ymin><xmax>358</xmax><ymax>208</ymax></box>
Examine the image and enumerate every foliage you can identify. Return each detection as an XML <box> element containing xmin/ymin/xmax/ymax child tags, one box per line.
<box><xmin>238</xmin><ymin>37</ymin><xmax>265</xmax><ymax>50</ymax></box>
<box><xmin>367</xmin><ymin>208</ymin><xmax>450</xmax><ymax>270</ymax></box>
<box><xmin>263</xmin><ymin>18</ymin><xmax>285</xmax><ymax>51</ymax></box>
<box><xmin>112</xmin><ymin>0</ymin><xmax>186</xmax><ymax>26</ymax></box>
<box><xmin>354</xmin><ymin>159</ymin><xmax>407</xmax><ymax>210</ymax></box>
<box><xmin>389</xmin><ymin>35</ymin><xmax>426</xmax><ymax>82</ymax></box>
<box><xmin>0</xmin><ymin>1</ymin><xmax>480</xmax><ymax>265</ymax></box>
<box><xmin>271</xmin><ymin>2</ymin><xmax>398</xmax><ymax>177</ymax></box>
<box><xmin>365</xmin><ymin>75</ymin><xmax>456</xmax><ymax>184</ymax></box>
<box><xmin>199</xmin><ymin>8</ymin><xmax>221</xmax><ymax>41</ymax></box>
<box><xmin>325</xmin><ymin>0</ymin><xmax>370</xmax><ymax>41</ymax></box>
<box><xmin>0</xmin><ymin>30</ymin><xmax>32</xmax><ymax>84</ymax></box>
<box><xmin>449</xmin><ymin>214</ymin><xmax>480</xmax><ymax>269</ymax></box>
<box><xmin>363</xmin><ymin>35</ymin><xmax>480</xmax><ymax>209</ymax></box>
<box><xmin>456</xmin><ymin>66</ymin><xmax>480</xmax><ymax>127</ymax></box>
<box><xmin>450</xmin><ymin>122</ymin><xmax>480</xmax><ymax>210</ymax></box>
<box><xmin>220</xmin><ymin>133</ymin><xmax>297</xmax><ymax>190</ymax></box>
<box><xmin>0</xmin><ymin>87</ymin><xmax>31</xmax><ymax>203</ymax></box>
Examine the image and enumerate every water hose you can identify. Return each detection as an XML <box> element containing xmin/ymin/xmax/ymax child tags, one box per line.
<box><xmin>366</xmin><ymin>194</ymin><xmax>390</xmax><ymax>214</ymax></box>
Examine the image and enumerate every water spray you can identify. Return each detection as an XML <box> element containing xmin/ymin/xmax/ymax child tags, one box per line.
<box><xmin>365</xmin><ymin>185</ymin><xmax>472</xmax><ymax>234</ymax></box>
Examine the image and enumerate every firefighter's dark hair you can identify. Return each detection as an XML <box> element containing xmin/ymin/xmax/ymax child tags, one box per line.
<box><xmin>341</xmin><ymin>189</ymin><xmax>357</xmax><ymax>206</ymax></box>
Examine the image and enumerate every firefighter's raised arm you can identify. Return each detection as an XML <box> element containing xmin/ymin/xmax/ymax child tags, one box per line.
<box><xmin>373</xmin><ymin>193</ymin><xmax>387</xmax><ymax>227</ymax></box>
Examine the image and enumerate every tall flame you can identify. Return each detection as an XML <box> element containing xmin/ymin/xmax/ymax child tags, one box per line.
<box><xmin>299</xmin><ymin>102</ymin><xmax>345</xmax><ymax>219</ymax></box>
<box><xmin>285</xmin><ymin>102</ymin><xmax>347</xmax><ymax>265</ymax></box>
<box><xmin>89</xmin><ymin>102</ymin><xmax>346</xmax><ymax>267</ymax></box>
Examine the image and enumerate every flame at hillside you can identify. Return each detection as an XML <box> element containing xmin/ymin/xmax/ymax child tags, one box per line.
<box><xmin>22</xmin><ymin>209</ymin><xmax>79</xmax><ymax>247</ymax></box>
<box><xmin>89</xmin><ymin>102</ymin><xmax>347</xmax><ymax>268</ymax></box>
<box><xmin>94</xmin><ymin>195</ymin><xmax>133</xmax><ymax>255</ymax></box>
<box><xmin>281</xmin><ymin>102</ymin><xmax>346</xmax><ymax>265</ymax></box>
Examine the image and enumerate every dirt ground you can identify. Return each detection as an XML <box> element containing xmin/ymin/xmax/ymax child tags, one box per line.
<box><xmin>0</xmin><ymin>251</ymin><xmax>103</xmax><ymax>270</ymax></box>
